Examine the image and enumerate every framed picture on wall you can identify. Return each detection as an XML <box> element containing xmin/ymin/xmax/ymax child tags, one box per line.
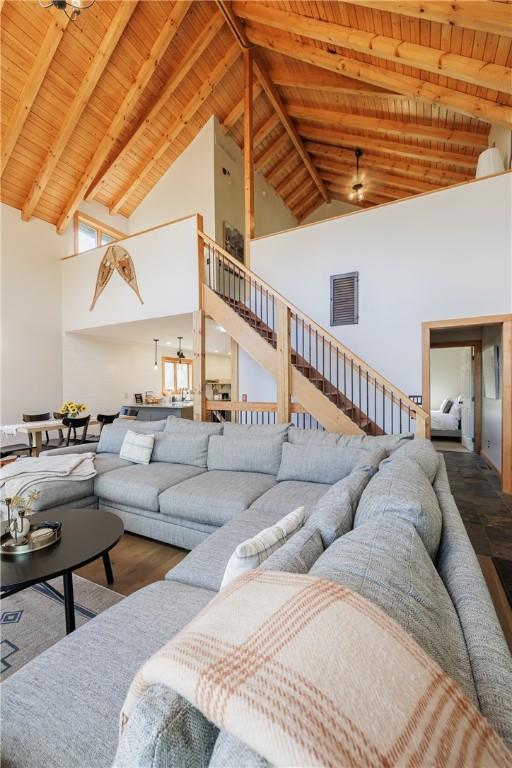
<box><xmin>134</xmin><ymin>393</ymin><xmax>143</xmax><ymax>404</ymax></box>
<box><xmin>223</xmin><ymin>221</ymin><xmax>244</xmax><ymax>263</ymax></box>
<box><xmin>483</xmin><ymin>343</ymin><xmax>501</xmax><ymax>399</ymax></box>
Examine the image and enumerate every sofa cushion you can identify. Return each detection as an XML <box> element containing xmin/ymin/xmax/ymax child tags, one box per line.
<box><xmin>287</xmin><ymin>426</ymin><xmax>338</xmax><ymax>446</ymax></box>
<box><xmin>383</xmin><ymin>437</ymin><xmax>440</xmax><ymax>482</ymax></box>
<box><xmin>94</xmin><ymin>454</ymin><xmax>133</xmax><ymax>475</ymax></box>
<box><xmin>249</xmin><ymin>480</ymin><xmax>330</xmax><ymax>515</ymax></box>
<box><xmin>166</xmin><ymin>507</ymin><xmax>287</xmax><ymax>591</ymax></box>
<box><xmin>165</xmin><ymin>416</ymin><xmax>223</xmax><ymax>436</ymax></box>
<box><xmin>337</xmin><ymin>432</ymin><xmax>414</xmax><ymax>455</ymax></box>
<box><xmin>221</xmin><ymin>507</ymin><xmax>305</xmax><ymax>588</ymax></box>
<box><xmin>28</xmin><ymin>477</ymin><xmax>95</xmax><ymax>512</ymax></box>
<box><xmin>158</xmin><ymin>471</ymin><xmax>276</xmax><ymax>527</ymax></box>
<box><xmin>207</xmin><ymin>435</ymin><xmax>283</xmax><ymax>475</ymax></box>
<box><xmin>119</xmin><ymin>430</ymin><xmax>154</xmax><ymax>465</ymax></box>
<box><xmin>152</xmin><ymin>432</ymin><xmax>209</xmax><ymax>468</ymax></box>
<box><xmin>277</xmin><ymin>442</ymin><xmax>377</xmax><ymax>484</ymax></box>
<box><xmin>259</xmin><ymin>526</ymin><xmax>324</xmax><ymax>574</ymax></box>
<box><xmin>94</xmin><ymin>463</ymin><xmax>205</xmax><ymax>513</ymax></box>
<box><xmin>0</xmin><ymin>580</ymin><xmax>214</xmax><ymax>768</ymax></box>
<box><xmin>310</xmin><ymin>519</ymin><xmax>477</xmax><ymax>704</ymax></box>
<box><xmin>306</xmin><ymin>466</ymin><xmax>373</xmax><ymax>547</ymax></box>
<box><xmin>354</xmin><ymin>457</ymin><xmax>443</xmax><ymax>559</ymax></box>
<box><xmin>223</xmin><ymin>422</ymin><xmax>291</xmax><ymax>438</ymax></box>
<box><xmin>114</xmin><ymin>686</ymin><xmax>218</xmax><ymax>768</ymax></box>
<box><xmin>97</xmin><ymin>420</ymin><xmax>166</xmax><ymax>454</ymax></box>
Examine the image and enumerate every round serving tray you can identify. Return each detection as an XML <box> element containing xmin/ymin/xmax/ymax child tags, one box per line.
<box><xmin>1</xmin><ymin>523</ymin><xmax>62</xmax><ymax>556</ymax></box>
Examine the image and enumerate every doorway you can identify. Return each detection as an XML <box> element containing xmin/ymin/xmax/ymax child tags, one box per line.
<box><xmin>422</xmin><ymin>314</ymin><xmax>512</xmax><ymax>495</ymax></box>
<box><xmin>429</xmin><ymin>342</ymin><xmax>481</xmax><ymax>453</ymax></box>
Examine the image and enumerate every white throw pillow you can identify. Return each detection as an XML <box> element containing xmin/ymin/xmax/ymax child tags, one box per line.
<box><xmin>119</xmin><ymin>430</ymin><xmax>155</xmax><ymax>465</ymax></box>
<box><xmin>221</xmin><ymin>507</ymin><xmax>305</xmax><ymax>589</ymax></box>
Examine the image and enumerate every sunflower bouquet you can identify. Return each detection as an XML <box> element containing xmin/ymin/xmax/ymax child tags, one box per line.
<box><xmin>60</xmin><ymin>400</ymin><xmax>87</xmax><ymax>418</ymax></box>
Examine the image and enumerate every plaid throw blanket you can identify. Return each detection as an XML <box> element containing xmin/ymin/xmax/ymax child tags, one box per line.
<box><xmin>120</xmin><ymin>571</ymin><xmax>511</xmax><ymax>767</ymax></box>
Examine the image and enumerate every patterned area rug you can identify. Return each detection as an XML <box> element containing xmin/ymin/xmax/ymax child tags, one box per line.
<box><xmin>1</xmin><ymin>575</ymin><xmax>123</xmax><ymax>679</ymax></box>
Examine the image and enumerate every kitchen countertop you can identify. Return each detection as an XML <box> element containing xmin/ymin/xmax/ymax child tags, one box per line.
<box><xmin>125</xmin><ymin>402</ymin><xmax>193</xmax><ymax>409</ymax></box>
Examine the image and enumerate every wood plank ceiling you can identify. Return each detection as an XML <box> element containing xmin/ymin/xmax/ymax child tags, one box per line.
<box><xmin>1</xmin><ymin>1</ymin><xmax>511</xmax><ymax>230</ymax></box>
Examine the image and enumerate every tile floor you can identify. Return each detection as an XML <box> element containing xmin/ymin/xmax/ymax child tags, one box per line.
<box><xmin>441</xmin><ymin>450</ymin><xmax>512</xmax><ymax>562</ymax></box>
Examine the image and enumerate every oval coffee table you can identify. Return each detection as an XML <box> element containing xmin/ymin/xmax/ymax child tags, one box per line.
<box><xmin>1</xmin><ymin>507</ymin><xmax>123</xmax><ymax>634</ymax></box>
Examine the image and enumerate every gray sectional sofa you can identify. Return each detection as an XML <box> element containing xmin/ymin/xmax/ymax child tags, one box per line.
<box><xmin>1</xmin><ymin>421</ymin><xmax>511</xmax><ymax>768</ymax></box>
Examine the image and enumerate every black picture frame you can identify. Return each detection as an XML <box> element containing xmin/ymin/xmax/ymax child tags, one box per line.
<box><xmin>134</xmin><ymin>393</ymin><xmax>143</xmax><ymax>404</ymax></box>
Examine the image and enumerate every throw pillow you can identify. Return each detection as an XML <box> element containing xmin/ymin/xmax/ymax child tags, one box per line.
<box><xmin>442</xmin><ymin>398</ymin><xmax>454</xmax><ymax>414</ymax></box>
<box><xmin>207</xmin><ymin>435</ymin><xmax>284</xmax><ymax>476</ymax></box>
<box><xmin>119</xmin><ymin>430</ymin><xmax>154</xmax><ymax>465</ymax></box>
<box><xmin>383</xmin><ymin>437</ymin><xmax>439</xmax><ymax>483</ymax></box>
<box><xmin>220</xmin><ymin>507</ymin><xmax>305</xmax><ymax>588</ymax></box>
<box><xmin>97</xmin><ymin>420</ymin><xmax>166</xmax><ymax>454</ymax></box>
<box><xmin>152</xmin><ymin>432</ymin><xmax>209</xmax><ymax>468</ymax></box>
<box><xmin>277</xmin><ymin>442</ymin><xmax>375</xmax><ymax>484</ymax></box>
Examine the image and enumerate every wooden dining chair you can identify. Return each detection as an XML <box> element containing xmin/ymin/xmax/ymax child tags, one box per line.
<box><xmin>86</xmin><ymin>413</ymin><xmax>120</xmax><ymax>443</ymax></box>
<box><xmin>22</xmin><ymin>412</ymin><xmax>52</xmax><ymax>451</ymax></box>
<box><xmin>63</xmin><ymin>415</ymin><xmax>91</xmax><ymax>446</ymax></box>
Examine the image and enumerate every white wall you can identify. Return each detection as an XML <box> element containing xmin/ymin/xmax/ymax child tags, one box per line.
<box><xmin>247</xmin><ymin>173</ymin><xmax>512</xmax><ymax>399</ymax></box>
<box><xmin>482</xmin><ymin>324</ymin><xmax>502</xmax><ymax>471</ymax></box>
<box><xmin>129</xmin><ymin>119</ymin><xmax>216</xmax><ymax>237</ymax></box>
<box><xmin>430</xmin><ymin>347</ymin><xmax>467</xmax><ymax>409</ymax></box>
<box><xmin>213</xmin><ymin>119</ymin><xmax>297</xmax><ymax>246</ymax></box>
<box><xmin>206</xmin><ymin>354</ymin><xmax>231</xmax><ymax>380</ymax></box>
<box><xmin>62</xmin><ymin>215</ymin><xmax>199</xmax><ymax>332</ymax></box>
<box><xmin>0</xmin><ymin>203</ymin><xmax>70</xmax><ymax>431</ymax></box>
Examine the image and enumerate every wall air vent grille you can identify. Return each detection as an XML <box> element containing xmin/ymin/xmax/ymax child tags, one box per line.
<box><xmin>330</xmin><ymin>271</ymin><xmax>359</xmax><ymax>326</ymax></box>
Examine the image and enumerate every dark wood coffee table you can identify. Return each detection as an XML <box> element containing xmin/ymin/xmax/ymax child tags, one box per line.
<box><xmin>0</xmin><ymin>507</ymin><xmax>123</xmax><ymax>633</ymax></box>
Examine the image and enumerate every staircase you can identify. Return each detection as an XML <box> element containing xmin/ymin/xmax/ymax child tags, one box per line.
<box><xmin>199</xmin><ymin>232</ymin><xmax>428</xmax><ymax>436</ymax></box>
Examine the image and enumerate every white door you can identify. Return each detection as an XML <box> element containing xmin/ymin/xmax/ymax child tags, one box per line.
<box><xmin>460</xmin><ymin>347</ymin><xmax>474</xmax><ymax>451</ymax></box>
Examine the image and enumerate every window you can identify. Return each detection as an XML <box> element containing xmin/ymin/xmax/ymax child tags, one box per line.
<box><xmin>162</xmin><ymin>357</ymin><xmax>193</xmax><ymax>394</ymax></box>
<box><xmin>330</xmin><ymin>271</ymin><xmax>359</xmax><ymax>326</ymax></box>
<box><xmin>74</xmin><ymin>212</ymin><xmax>124</xmax><ymax>254</ymax></box>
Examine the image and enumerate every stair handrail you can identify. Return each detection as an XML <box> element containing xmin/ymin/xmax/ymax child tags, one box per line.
<box><xmin>199</xmin><ymin>231</ymin><xmax>429</xmax><ymax>422</ymax></box>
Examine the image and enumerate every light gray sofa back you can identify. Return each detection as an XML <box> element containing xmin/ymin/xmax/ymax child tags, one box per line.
<box><xmin>97</xmin><ymin>420</ymin><xmax>166</xmax><ymax>454</ymax></box>
<box><xmin>207</xmin><ymin>435</ymin><xmax>284</xmax><ymax>476</ymax></box>
<box><xmin>434</xmin><ymin>456</ymin><xmax>512</xmax><ymax>749</ymax></box>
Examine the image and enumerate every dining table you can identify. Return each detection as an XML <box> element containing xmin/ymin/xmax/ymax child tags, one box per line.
<box><xmin>0</xmin><ymin>418</ymin><xmax>99</xmax><ymax>457</ymax></box>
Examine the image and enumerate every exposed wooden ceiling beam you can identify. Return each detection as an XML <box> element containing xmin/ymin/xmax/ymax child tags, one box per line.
<box><xmin>56</xmin><ymin>1</ymin><xmax>192</xmax><ymax>234</ymax></box>
<box><xmin>304</xmin><ymin>141</ymin><xmax>469</xmax><ymax>185</ymax></box>
<box><xmin>21</xmin><ymin>2</ymin><xmax>137</xmax><ymax>222</ymax></box>
<box><xmin>349</xmin><ymin>1</ymin><xmax>512</xmax><ymax>38</ymax></box>
<box><xmin>268</xmin><ymin>65</ymin><xmax>400</xmax><ymax>98</ymax></box>
<box><xmin>233</xmin><ymin>2</ymin><xmax>512</xmax><ymax>93</ymax></box>
<box><xmin>88</xmin><ymin>12</ymin><xmax>225</xmax><ymax>202</ymax></box>
<box><xmin>266</xmin><ymin>148</ymin><xmax>299</xmax><ymax>184</ymax></box>
<box><xmin>254</xmin><ymin>131</ymin><xmax>289</xmax><ymax>171</ymax></box>
<box><xmin>286</xmin><ymin>104</ymin><xmax>487</xmax><ymax>148</ymax></box>
<box><xmin>243</xmin><ymin>23</ymin><xmax>512</xmax><ymax>127</ymax></box>
<box><xmin>317</xmin><ymin>162</ymin><xmax>441</xmax><ymax>194</ymax></box>
<box><xmin>297</xmin><ymin>122</ymin><xmax>479</xmax><ymax>170</ymax></box>
<box><xmin>216</xmin><ymin>0</ymin><xmax>328</xmax><ymax>203</ymax></box>
<box><xmin>1</xmin><ymin>9</ymin><xmax>69</xmax><ymax>176</ymax></box>
<box><xmin>110</xmin><ymin>42</ymin><xmax>241</xmax><ymax>214</ymax></box>
<box><xmin>254</xmin><ymin>113</ymin><xmax>280</xmax><ymax>147</ymax></box>
<box><xmin>222</xmin><ymin>81</ymin><xmax>263</xmax><ymax>131</ymax></box>
<box><xmin>253</xmin><ymin>56</ymin><xmax>329</xmax><ymax>201</ymax></box>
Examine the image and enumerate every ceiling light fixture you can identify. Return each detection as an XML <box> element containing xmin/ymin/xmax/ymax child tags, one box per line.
<box><xmin>39</xmin><ymin>0</ymin><xmax>95</xmax><ymax>21</ymax></box>
<box><xmin>153</xmin><ymin>339</ymin><xmax>159</xmax><ymax>371</ymax></box>
<box><xmin>349</xmin><ymin>148</ymin><xmax>364</xmax><ymax>203</ymax></box>
<box><xmin>176</xmin><ymin>337</ymin><xmax>185</xmax><ymax>360</ymax></box>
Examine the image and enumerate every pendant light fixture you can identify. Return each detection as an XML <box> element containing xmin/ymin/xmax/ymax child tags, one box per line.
<box><xmin>349</xmin><ymin>148</ymin><xmax>364</xmax><ymax>202</ymax></box>
<box><xmin>176</xmin><ymin>337</ymin><xmax>185</xmax><ymax>360</ymax></box>
<box><xmin>153</xmin><ymin>339</ymin><xmax>159</xmax><ymax>371</ymax></box>
<box><xmin>38</xmin><ymin>0</ymin><xmax>95</xmax><ymax>21</ymax></box>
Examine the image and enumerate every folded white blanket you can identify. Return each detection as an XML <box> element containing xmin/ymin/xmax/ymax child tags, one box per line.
<box><xmin>0</xmin><ymin>453</ymin><xmax>97</xmax><ymax>501</ymax></box>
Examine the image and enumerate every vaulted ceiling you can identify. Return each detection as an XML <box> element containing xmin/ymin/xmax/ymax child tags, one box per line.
<box><xmin>1</xmin><ymin>0</ymin><xmax>511</xmax><ymax>230</ymax></box>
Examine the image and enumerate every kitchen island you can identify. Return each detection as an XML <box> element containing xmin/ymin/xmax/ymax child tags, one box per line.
<box><xmin>120</xmin><ymin>402</ymin><xmax>193</xmax><ymax>421</ymax></box>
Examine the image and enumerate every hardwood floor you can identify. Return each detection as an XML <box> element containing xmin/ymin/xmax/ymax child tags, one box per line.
<box><xmin>76</xmin><ymin>532</ymin><xmax>187</xmax><ymax>596</ymax></box>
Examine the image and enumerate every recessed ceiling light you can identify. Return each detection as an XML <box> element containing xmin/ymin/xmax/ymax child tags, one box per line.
<box><xmin>217</xmin><ymin>326</ymin><xmax>226</xmax><ymax>333</ymax></box>
<box><xmin>165</xmin><ymin>341</ymin><xmax>172</xmax><ymax>346</ymax></box>
<box><xmin>213</xmin><ymin>349</ymin><xmax>219</xmax><ymax>353</ymax></box>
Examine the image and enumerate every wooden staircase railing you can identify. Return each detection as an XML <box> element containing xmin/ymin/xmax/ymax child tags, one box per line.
<box><xmin>198</xmin><ymin>231</ymin><xmax>429</xmax><ymax>436</ymax></box>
